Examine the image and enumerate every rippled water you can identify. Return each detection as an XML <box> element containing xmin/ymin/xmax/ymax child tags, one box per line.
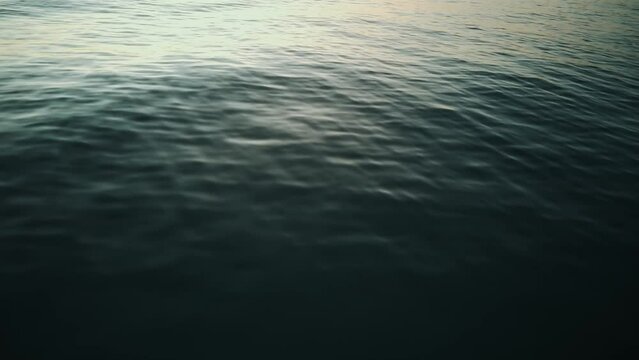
<box><xmin>1</xmin><ymin>0</ymin><xmax>639</xmax><ymax>358</ymax></box>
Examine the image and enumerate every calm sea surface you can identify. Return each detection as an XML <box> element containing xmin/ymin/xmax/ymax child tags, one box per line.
<box><xmin>1</xmin><ymin>0</ymin><xmax>638</xmax><ymax>358</ymax></box>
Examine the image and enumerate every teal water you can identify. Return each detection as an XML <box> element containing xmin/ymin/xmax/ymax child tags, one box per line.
<box><xmin>1</xmin><ymin>0</ymin><xmax>638</xmax><ymax>358</ymax></box>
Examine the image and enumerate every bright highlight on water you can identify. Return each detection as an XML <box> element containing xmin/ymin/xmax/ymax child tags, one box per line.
<box><xmin>1</xmin><ymin>1</ymin><xmax>638</xmax><ymax>359</ymax></box>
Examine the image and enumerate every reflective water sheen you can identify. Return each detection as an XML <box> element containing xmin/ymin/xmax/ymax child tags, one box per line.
<box><xmin>1</xmin><ymin>0</ymin><xmax>638</xmax><ymax>358</ymax></box>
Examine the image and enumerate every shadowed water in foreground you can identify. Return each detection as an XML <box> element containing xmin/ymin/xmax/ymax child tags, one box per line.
<box><xmin>1</xmin><ymin>0</ymin><xmax>638</xmax><ymax>359</ymax></box>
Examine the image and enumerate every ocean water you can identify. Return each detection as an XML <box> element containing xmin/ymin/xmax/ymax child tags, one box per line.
<box><xmin>1</xmin><ymin>0</ymin><xmax>638</xmax><ymax>358</ymax></box>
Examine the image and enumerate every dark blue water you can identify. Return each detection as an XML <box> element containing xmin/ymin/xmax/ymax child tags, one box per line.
<box><xmin>1</xmin><ymin>0</ymin><xmax>638</xmax><ymax>358</ymax></box>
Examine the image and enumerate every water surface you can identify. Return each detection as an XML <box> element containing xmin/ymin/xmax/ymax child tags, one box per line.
<box><xmin>1</xmin><ymin>0</ymin><xmax>638</xmax><ymax>358</ymax></box>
